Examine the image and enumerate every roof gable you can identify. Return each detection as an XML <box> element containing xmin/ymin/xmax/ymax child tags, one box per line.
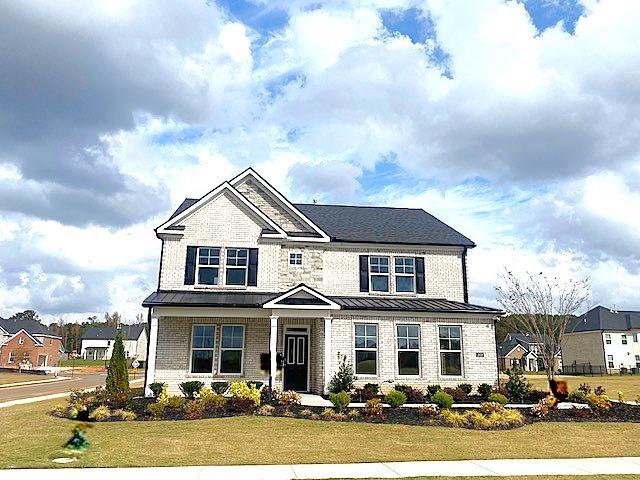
<box><xmin>82</xmin><ymin>324</ymin><xmax>147</xmax><ymax>341</ymax></box>
<box><xmin>2</xmin><ymin>329</ymin><xmax>43</xmax><ymax>347</ymax></box>
<box><xmin>567</xmin><ymin>305</ymin><xmax>640</xmax><ymax>333</ymax></box>
<box><xmin>263</xmin><ymin>284</ymin><xmax>340</xmax><ymax>310</ymax></box>
<box><xmin>0</xmin><ymin>318</ymin><xmax>59</xmax><ymax>338</ymax></box>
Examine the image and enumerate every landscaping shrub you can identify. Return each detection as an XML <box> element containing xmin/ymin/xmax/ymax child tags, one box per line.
<box><xmin>457</xmin><ymin>383</ymin><xmax>473</xmax><ymax>395</ymax></box>
<box><xmin>166</xmin><ymin>395</ymin><xmax>187</xmax><ymax>409</ymax></box>
<box><xmin>485</xmin><ymin>409</ymin><xmax>524</xmax><ymax>429</ymax></box>
<box><xmin>618</xmin><ymin>391</ymin><xmax>625</xmax><ymax>402</ymax></box>
<box><xmin>418</xmin><ymin>404</ymin><xmax>440</xmax><ymax>417</ymax></box>
<box><xmin>464</xmin><ymin>410</ymin><xmax>490</xmax><ymax>429</ymax></box>
<box><xmin>320</xmin><ymin>407</ymin><xmax>340</xmax><ymax>421</ymax></box>
<box><xmin>179</xmin><ymin>381</ymin><xmax>204</xmax><ymax>399</ymax></box>
<box><xmin>442</xmin><ymin>407</ymin><xmax>524</xmax><ymax>430</ymax></box>
<box><xmin>431</xmin><ymin>390</ymin><xmax>454</xmax><ymax>409</ymax></box>
<box><xmin>261</xmin><ymin>386</ymin><xmax>281</xmax><ymax>404</ymax></box>
<box><xmin>504</xmin><ymin>367</ymin><xmax>531</xmax><ymax>403</ymax></box>
<box><xmin>229</xmin><ymin>381</ymin><xmax>261</xmax><ymax>407</ymax></box>
<box><xmin>51</xmin><ymin>403</ymin><xmax>69</xmax><ymax>418</ymax></box>
<box><xmin>427</xmin><ymin>384</ymin><xmax>442</xmax><ymax>396</ymax></box>
<box><xmin>280</xmin><ymin>390</ymin><xmax>302</xmax><ymax>410</ymax></box>
<box><xmin>347</xmin><ymin>409</ymin><xmax>361</xmax><ymax>419</ymax></box>
<box><xmin>363</xmin><ymin>398</ymin><xmax>384</xmax><ymax>419</ymax></box>
<box><xmin>299</xmin><ymin>408</ymin><xmax>313</xmax><ymax>418</ymax></box>
<box><xmin>578</xmin><ymin>383</ymin><xmax>591</xmax><ymax>394</ymax></box>
<box><xmin>363</xmin><ymin>383</ymin><xmax>380</xmax><ymax>396</ymax></box>
<box><xmin>232</xmin><ymin>397</ymin><xmax>258</xmax><ymax>413</ymax></box>
<box><xmin>113</xmin><ymin>409</ymin><xmax>136</xmax><ymax>421</ymax></box>
<box><xmin>250</xmin><ymin>381</ymin><xmax>264</xmax><ymax>391</ymax></box>
<box><xmin>440</xmin><ymin>409</ymin><xmax>465</xmax><ymax>427</ymax></box>
<box><xmin>199</xmin><ymin>391</ymin><xmax>227</xmax><ymax>411</ymax></box>
<box><xmin>567</xmin><ymin>390</ymin><xmax>587</xmax><ymax>403</ymax></box>
<box><xmin>443</xmin><ymin>387</ymin><xmax>467</xmax><ymax>402</ymax></box>
<box><xmin>184</xmin><ymin>400</ymin><xmax>206</xmax><ymax>419</ymax></box>
<box><xmin>385</xmin><ymin>390</ymin><xmax>407</xmax><ymax>408</ymax></box>
<box><xmin>528</xmin><ymin>389</ymin><xmax>550</xmax><ymax>402</ymax></box>
<box><xmin>88</xmin><ymin>405</ymin><xmax>111</xmax><ymax>421</ymax></box>
<box><xmin>487</xmin><ymin>393</ymin><xmax>508</xmax><ymax>406</ymax></box>
<box><xmin>394</xmin><ymin>384</ymin><xmax>425</xmax><ymax>403</ymax></box>
<box><xmin>211</xmin><ymin>381</ymin><xmax>230</xmax><ymax>395</ymax></box>
<box><xmin>477</xmin><ymin>383</ymin><xmax>492</xmax><ymax>399</ymax></box>
<box><xmin>329</xmin><ymin>391</ymin><xmax>352</xmax><ymax>411</ymax></box>
<box><xmin>105</xmin><ymin>332</ymin><xmax>130</xmax><ymax>407</ymax></box>
<box><xmin>147</xmin><ymin>402</ymin><xmax>166</xmax><ymax>419</ymax></box>
<box><xmin>328</xmin><ymin>353</ymin><xmax>355</xmax><ymax>394</ymax></box>
<box><xmin>257</xmin><ymin>404</ymin><xmax>275</xmax><ymax>416</ymax></box>
<box><xmin>67</xmin><ymin>388</ymin><xmax>107</xmax><ymax>419</ymax></box>
<box><xmin>479</xmin><ymin>401</ymin><xmax>504</xmax><ymax>415</ymax></box>
<box><xmin>586</xmin><ymin>393</ymin><xmax>611</xmax><ymax>413</ymax></box>
<box><xmin>530</xmin><ymin>397</ymin><xmax>556</xmax><ymax>418</ymax></box>
<box><xmin>149</xmin><ymin>382</ymin><xmax>166</xmax><ymax>398</ymax></box>
<box><xmin>594</xmin><ymin>386</ymin><xmax>607</xmax><ymax>396</ymax></box>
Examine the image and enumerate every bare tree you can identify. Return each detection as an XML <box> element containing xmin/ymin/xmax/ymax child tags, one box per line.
<box><xmin>496</xmin><ymin>270</ymin><xmax>590</xmax><ymax>383</ymax></box>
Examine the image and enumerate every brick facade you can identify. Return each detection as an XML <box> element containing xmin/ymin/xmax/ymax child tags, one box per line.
<box><xmin>0</xmin><ymin>332</ymin><xmax>63</xmax><ymax>368</ymax></box>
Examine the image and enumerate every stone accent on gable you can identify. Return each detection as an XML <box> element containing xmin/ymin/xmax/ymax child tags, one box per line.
<box><xmin>278</xmin><ymin>245</ymin><xmax>324</xmax><ymax>290</ymax></box>
<box><xmin>235</xmin><ymin>179</ymin><xmax>312</xmax><ymax>233</ymax></box>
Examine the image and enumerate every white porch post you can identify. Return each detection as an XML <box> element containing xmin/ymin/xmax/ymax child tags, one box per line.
<box><xmin>144</xmin><ymin>316</ymin><xmax>159</xmax><ymax>397</ymax></box>
<box><xmin>323</xmin><ymin>316</ymin><xmax>332</xmax><ymax>394</ymax></box>
<box><xmin>269</xmin><ymin>315</ymin><xmax>279</xmax><ymax>393</ymax></box>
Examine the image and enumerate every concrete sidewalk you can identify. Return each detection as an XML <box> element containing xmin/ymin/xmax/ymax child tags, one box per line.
<box><xmin>1</xmin><ymin>457</ymin><xmax>639</xmax><ymax>479</ymax></box>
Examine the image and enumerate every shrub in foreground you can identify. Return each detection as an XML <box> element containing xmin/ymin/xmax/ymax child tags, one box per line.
<box><xmin>184</xmin><ymin>399</ymin><xmax>206</xmax><ymax>419</ymax></box>
<box><xmin>229</xmin><ymin>381</ymin><xmax>261</xmax><ymax>407</ymax></box>
<box><xmin>477</xmin><ymin>383</ymin><xmax>492</xmax><ymax>399</ymax></box>
<box><xmin>329</xmin><ymin>391</ymin><xmax>351</xmax><ymax>411</ymax></box>
<box><xmin>440</xmin><ymin>407</ymin><xmax>524</xmax><ymax>430</ymax></box>
<box><xmin>179</xmin><ymin>381</ymin><xmax>204</xmax><ymax>399</ymax></box>
<box><xmin>586</xmin><ymin>393</ymin><xmax>611</xmax><ymax>413</ymax></box>
<box><xmin>385</xmin><ymin>390</ymin><xmax>407</xmax><ymax>408</ymax></box>
<box><xmin>280</xmin><ymin>390</ymin><xmax>302</xmax><ymax>410</ymax></box>
<box><xmin>418</xmin><ymin>404</ymin><xmax>440</xmax><ymax>417</ymax></box>
<box><xmin>431</xmin><ymin>390</ymin><xmax>454</xmax><ymax>409</ymax></box>
<box><xmin>457</xmin><ymin>383</ymin><xmax>473</xmax><ymax>395</ymax></box>
<box><xmin>211</xmin><ymin>381</ymin><xmax>230</xmax><ymax>395</ymax></box>
<box><xmin>328</xmin><ymin>353</ymin><xmax>355</xmax><ymax>394</ymax></box>
<box><xmin>88</xmin><ymin>405</ymin><xmax>111</xmax><ymax>421</ymax></box>
<box><xmin>363</xmin><ymin>398</ymin><xmax>384</xmax><ymax>419</ymax></box>
<box><xmin>149</xmin><ymin>382</ymin><xmax>166</xmax><ymax>398</ymax></box>
<box><xmin>504</xmin><ymin>366</ymin><xmax>531</xmax><ymax>403</ymax></box>
<box><xmin>113</xmin><ymin>409</ymin><xmax>136</xmax><ymax>421</ymax></box>
<box><xmin>487</xmin><ymin>393</ymin><xmax>508</xmax><ymax>406</ymax></box>
<box><xmin>443</xmin><ymin>387</ymin><xmax>467</xmax><ymax>401</ymax></box>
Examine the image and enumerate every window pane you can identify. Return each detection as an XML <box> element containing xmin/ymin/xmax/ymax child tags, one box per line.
<box><xmin>396</xmin><ymin>275</ymin><xmax>415</xmax><ymax>292</ymax></box>
<box><xmin>449</xmin><ymin>327</ymin><xmax>461</xmax><ymax>338</ymax></box>
<box><xmin>220</xmin><ymin>350</ymin><xmax>242</xmax><ymax>373</ymax></box>
<box><xmin>198</xmin><ymin>267</ymin><xmax>218</xmax><ymax>285</ymax></box>
<box><xmin>354</xmin><ymin>336</ymin><xmax>366</xmax><ymax>348</ymax></box>
<box><xmin>398</xmin><ymin>351</ymin><xmax>419</xmax><ymax>375</ymax></box>
<box><xmin>397</xmin><ymin>337</ymin><xmax>408</xmax><ymax>349</ymax></box>
<box><xmin>439</xmin><ymin>338</ymin><xmax>450</xmax><ymax>350</ymax></box>
<box><xmin>396</xmin><ymin>325</ymin><xmax>407</xmax><ymax>337</ymax></box>
<box><xmin>450</xmin><ymin>339</ymin><xmax>461</xmax><ymax>350</ymax></box>
<box><xmin>371</xmin><ymin>275</ymin><xmax>389</xmax><ymax>292</ymax></box>
<box><xmin>408</xmin><ymin>338</ymin><xmax>420</xmax><ymax>349</ymax></box>
<box><xmin>365</xmin><ymin>337</ymin><xmax>377</xmax><ymax>348</ymax></box>
<box><xmin>441</xmin><ymin>352</ymin><xmax>462</xmax><ymax>375</ymax></box>
<box><xmin>355</xmin><ymin>351</ymin><xmax>376</xmax><ymax>374</ymax></box>
<box><xmin>222</xmin><ymin>325</ymin><xmax>244</xmax><ymax>348</ymax></box>
<box><xmin>191</xmin><ymin>350</ymin><xmax>213</xmax><ymax>373</ymax></box>
<box><xmin>365</xmin><ymin>324</ymin><xmax>377</xmax><ymax>337</ymax></box>
<box><xmin>407</xmin><ymin>325</ymin><xmax>419</xmax><ymax>338</ymax></box>
<box><xmin>226</xmin><ymin>268</ymin><xmax>247</xmax><ymax>285</ymax></box>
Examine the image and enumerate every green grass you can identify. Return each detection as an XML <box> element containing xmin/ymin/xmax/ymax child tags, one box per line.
<box><xmin>1</xmin><ymin>400</ymin><xmax>640</xmax><ymax>469</ymax></box>
<box><xmin>58</xmin><ymin>359</ymin><xmax>108</xmax><ymax>367</ymax></box>
<box><xmin>505</xmin><ymin>374</ymin><xmax>640</xmax><ymax>399</ymax></box>
<box><xmin>0</xmin><ymin>372</ymin><xmax>51</xmax><ymax>385</ymax></box>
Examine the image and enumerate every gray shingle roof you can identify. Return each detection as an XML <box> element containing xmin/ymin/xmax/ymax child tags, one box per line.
<box><xmin>567</xmin><ymin>306</ymin><xmax>640</xmax><ymax>333</ymax></box>
<box><xmin>0</xmin><ymin>318</ymin><xmax>58</xmax><ymax>337</ymax></box>
<box><xmin>82</xmin><ymin>324</ymin><xmax>147</xmax><ymax>341</ymax></box>
<box><xmin>143</xmin><ymin>290</ymin><xmax>500</xmax><ymax>314</ymax></box>
<box><xmin>166</xmin><ymin>198</ymin><xmax>475</xmax><ymax>247</ymax></box>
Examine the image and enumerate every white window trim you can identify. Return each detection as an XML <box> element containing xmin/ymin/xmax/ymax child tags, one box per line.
<box><xmin>394</xmin><ymin>257</ymin><xmax>416</xmax><ymax>294</ymax></box>
<box><xmin>605</xmin><ymin>333</ymin><xmax>611</xmax><ymax>344</ymax></box>
<box><xmin>195</xmin><ymin>246</ymin><xmax>221</xmax><ymax>287</ymax></box>
<box><xmin>353</xmin><ymin>322</ymin><xmax>378</xmax><ymax>377</ymax></box>
<box><xmin>189</xmin><ymin>324</ymin><xmax>216</xmax><ymax>374</ymax></box>
<box><xmin>8</xmin><ymin>351</ymin><xmax>14</xmax><ymax>363</ymax></box>
<box><xmin>396</xmin><ymin>323</ymin><xmax>421</xmax><ymax>377</ymax></box>
<box><xmin>225</xmin><ymin>248</ymin><xmax>249</xmax><ymax>287</ymax></box>
<box><xmin>438</xmin><ymin>324</ymin><xmax>464</xmax><ymax>377</ymax></box>
<box><xmin>218</xmin><ymin>324</ymin><xmax>245</xmax><ymax>375</ymax></box>
<box><xmin>289</xmin><ymin>252</ymin><xmax>303</xmax><ymax>266</ymax></box>
<box><xmin>607</xmin><ymin>354</ymin><xmax>614</xmax><ymax>368</ymax></box>
<box><xmin>368</xmin><ymin>256</ymin><xmax>390</xmax><ymax>293</ymax></box>
<box><xmin>621</xmin><ymin>334</ymin><xmax>628</xmax><ymax>345</ymax></box>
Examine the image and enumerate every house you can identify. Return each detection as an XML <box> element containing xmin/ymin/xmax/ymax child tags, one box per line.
<box><xmin>498</xmin><ymin>333</ymin><xmax>562</xmax><ymax>373</ymax></box>
<box><xmin>563</xmin><ymin>305</ymin><xmax>640</xmax><ymax>374</ymax></box>
<box><xmin>81</xmin><ymin>324</ymin><xmax>148</xmax><ymax>365</ymax></box>
<box><xmin>142</xmin><ymin>168</ymin><xmax>502</xmax><ymax>396</ymax></box>
<box><xmin>0</xmin><ymin>317</ymin><xmax>64</xmax><ymax>369</ymax></box>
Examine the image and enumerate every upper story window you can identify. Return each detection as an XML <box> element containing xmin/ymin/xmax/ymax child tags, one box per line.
<box><xmin>289</xmin><ymin>252</ymin><xmax>303</xmax><ymax>266</ymax></box>
<box><xmin>622</xmin><ymin>334</ymin><xmax>628</xmax><ymax>345</ymax></box>
<box><xmin>605</xmin><ymin>333</ymin><xmax>611</xmax><ymax>344</ymax></box>
<box><xmin>634</xmin><ymin>333</ymin><xmax>638</xmax><ymax>343</ymax></box>
<box><xmin>197</xmin><ymin>247</ymin><xmax>220</xmax><ymax>285</ymax></box>
<box><xmin>226</xmin><ymin>248</ymin><xmax>248</xmax><ymax>286</ymax></box>
<box><xmin>394</xmin><ymin>257</ymin><xmax>415</xmax><ymax>292</ymax></box>
<box><xmin>369</xmin><ymin>256</ymin><xmax>390</xmax><ymax>292</ymax></box>
<box><xmin>439</xmin><ymin>325</ymin><xmax>462</xmax><ymax>376</ymax></box>
<box><xmin>18</xmin><ymin>336</ymin><xmax>24</xmax><ymax>345</ymax></box>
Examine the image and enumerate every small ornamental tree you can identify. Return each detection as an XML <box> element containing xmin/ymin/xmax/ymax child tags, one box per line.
<box><xmin>106</xmin><ymin>332</ymin><xmax>129</xmax><ymax>406</ymax></box>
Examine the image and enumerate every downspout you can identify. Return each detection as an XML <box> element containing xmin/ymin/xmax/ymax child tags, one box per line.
<box><xmin>461</xmin><ymin>247</ymin><xmax>469</xmax><ymax>303</ymax></box>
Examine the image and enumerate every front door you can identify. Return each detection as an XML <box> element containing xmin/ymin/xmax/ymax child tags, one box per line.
<box><xmin>284</xmin><ymin>333</ymin><xmax>308</xmax><ymax>391</ymax></box>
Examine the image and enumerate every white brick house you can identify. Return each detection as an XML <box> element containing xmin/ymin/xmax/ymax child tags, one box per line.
<box><xmin>143</xmin><ymin>168</ymin><xmax>501</xmax><ymax>395</ymax></box>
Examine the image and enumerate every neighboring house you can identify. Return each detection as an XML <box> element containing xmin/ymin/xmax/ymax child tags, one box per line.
<box><xmin>563</xmin><ymin>305</ymin><xmax>640</xmax><ymax>374</ymax></box>
<box><xmin>0</xmin><ymin>318</ymin><xmax>64</xmax><ymax>369</ymax></box>
<box><xmin>498</xmin><ymin>333</ymin><xmax>562</xmax><ymax>373</ymax></box>
<box><xmin>81</xmin><ymin>324</ymin><xmax>148</xmax><ymax>365</ymax></box>
<box><xmin>142</xmin><ymin>168</ymin><xmax>502</xmax><ymax>396</ymax></box>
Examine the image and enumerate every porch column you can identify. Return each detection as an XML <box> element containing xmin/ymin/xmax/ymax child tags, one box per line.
<box><xmin>269</xmin><ymin>315</ymin><xmax>279</xmax><ymax>394</ymax></box>
<box><xmin>144</xmin><ymin>316</ymin><xmax>158</xmax><ymax>397</ymax></box>
<box><xmin>323</xmin><ymin>316</ymin><xmax>332</xmax><ymax>394</ymax></box>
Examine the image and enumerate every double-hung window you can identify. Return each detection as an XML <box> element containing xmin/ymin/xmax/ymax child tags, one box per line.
<box><xmin>354</xmin><ymin>323</ymin><xmax>377</xmax><ymax>375</ymax></box>
<box><xmin>220</xmin><ymin>325</ymin><xmax>244</xmax><ymax>374</ymax></box>
<box><xmin>607</xmin><ymin>354</ymin><xmax>614</xmax><ymax>368</ymax></box>
<box><xmin>439</xmin><ymin>325</ymin><xmax>463</xmax><ymax>376</ymax></box>
<box><xmin>395</xmin><ymin>257</ymin><xmax>415</xmax><ymax>292</ymax></box>
<box><xmin>605</xmin><ymin>333</ymin><xmax>611</xmax><ymax>344</ymax></box>
<box><xmin>369</xmin><ymin>257</ymin><xmax>389</xmax><ymax>292</ymax></box>
<box><xmin>190</xmin><ymin>325</ymin><xmax>216</xmax><ymax>373</ymax></box>
<box><xmin>397</xmin><ymin>324</ymin><xmax>420</xmax><ymax>375</ymax></box>
<box><xmin>622</xmin><ymin>334</ymin><xmax>628</xmax><ymax>345</ymax></box>
<box><xmin>226</xmin><ymin>248</ymin><xmax>248</xmax><ymax>286</ymax></box>
<box><xmin>197</xmin><ymin>247</ymin><xmax>220</xmax><ymax>285</ymax></box>
<box><xmin>8</xmin><ymin>351</ymin><xmax>14</xmax><ymax>363</ymax></box>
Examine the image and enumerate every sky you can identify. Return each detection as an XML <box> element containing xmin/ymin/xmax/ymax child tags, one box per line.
<box><xmin>1</xmin><ymin>0</ymin><xmax>639</xmax><ymax>324</ymax></box>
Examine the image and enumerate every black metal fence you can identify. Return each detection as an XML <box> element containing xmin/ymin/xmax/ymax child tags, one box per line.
<box><xmin>561</xmin><ymin>363</ymin><xmax>608</xmax><ymax>375</ymax></box>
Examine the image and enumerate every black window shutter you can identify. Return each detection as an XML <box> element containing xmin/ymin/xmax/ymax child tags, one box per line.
<box><xmin>415</xmin><ymin>257</ymin><xmax>426</xmax><ymax>294</ymax></box>
<box><xmin>248</xmin><ymin>248</ymin><xmax>259</xmax><ymax>286</ymax></box>
<box><xmin>184</xmin><ymin>246</ymin><xmax>197</xmax><ymax>285</ymax></box>
<box><xmin>359</xmin><ymin>255</ymin><xmax>369</xmax><ymax>292</ymax></box>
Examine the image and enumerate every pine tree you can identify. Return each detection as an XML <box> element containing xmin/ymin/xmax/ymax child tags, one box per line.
<box><xmin>106</xmin><ymin>331</ymin><xmax>130</xmax><ymax>406</ymax></box>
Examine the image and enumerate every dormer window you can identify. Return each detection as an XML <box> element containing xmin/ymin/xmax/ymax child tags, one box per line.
<box><xmin>369</xmin><ymin>256</ymin><xmax>390</xmax><ymax>292</ymax></box>
<box><xmin>289</xmin><ymin>252</ymin><xmax>303</xmax><ymax>266</ymax></box>
<box><xmin>197</xmin><ymin>247</ymin><xmax>220</xmax><ymax>285</ymax></box>
<box><xmin>394</xmin><ymin>257</ymin><xmax>415</xmax><ymax>292</ymax></box>
<box><xmin>226</xmin><ymin>248</ymin><xmax>248</xmax><ymax>286</ymax></box>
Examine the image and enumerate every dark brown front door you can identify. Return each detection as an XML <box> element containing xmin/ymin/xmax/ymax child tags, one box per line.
<box><xmin>284</xmin><ymin>333</ymin><xmax>308</xmax><ymax>391</ymax></box>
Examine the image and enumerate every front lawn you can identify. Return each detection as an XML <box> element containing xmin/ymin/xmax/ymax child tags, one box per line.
<box><xmin>1</xmin><ymin>400</ymin><xmax>639</xmax><ymax>469</ymax></box>
<box><xmin>58</xmin><ymin>359</ymin><xmax>108</xmax><ymax>367</ymax></box>
<box><xmin>512</xmin><ymin>374</ymin><xmax>640</xmax><ymax>399</ymax></box>
<box><xmin>0</xmin><ymin>371</ymin><xmax>49</xmax><ymax>385</ymax></box>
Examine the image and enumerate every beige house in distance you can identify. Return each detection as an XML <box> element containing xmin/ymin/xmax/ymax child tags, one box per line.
<box><xmin>143</xmin><ymin>168</ymin><xmax>502</xmax><ymax>396</ymax></box>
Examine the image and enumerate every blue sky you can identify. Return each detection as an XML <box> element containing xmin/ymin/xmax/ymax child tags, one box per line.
<box><xmin>1</xmin><ymin>0</ymin><xmax>639</xmax><ymax>322</ymax></box>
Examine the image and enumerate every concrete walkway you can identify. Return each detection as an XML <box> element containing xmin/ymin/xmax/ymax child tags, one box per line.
<box><xmin>0</xmin><ymin>376</ymin><xmax>69</xmax><ymax>389</ymax></box>
<box><xmin>1</xmin><ymin>457</ymin><xmax>639</xmax><ymax>479</ymax></box>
